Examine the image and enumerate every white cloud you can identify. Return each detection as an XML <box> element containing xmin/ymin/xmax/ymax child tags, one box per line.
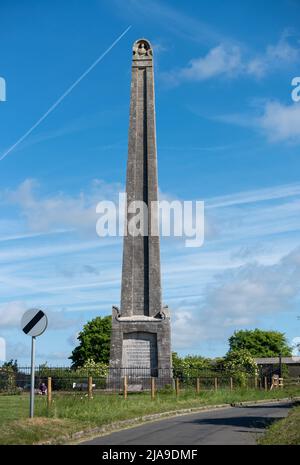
<box><xmin>258</xmin><ymin>101</ymin><xmax>300</xmax><ymax>142</ymax></box>
<box><xmin>178</xmin><ymin>44</ymin><xmax>242</xmax><ymax>81</ymax></box>
<box><xmin>2</xmin><ymin>178</ymin><xmax>123</xmax><ymax>235</ymax></box>
<box><xmin>114</xmin><ymin>0</ymin><xmax>227</xmax><ymax>45</ymax></box>
<box><xmin>172</xmin><ymin>247</ymin><xmax>300</xmax><ymax>351</ymax></box>
<box><xmin>2</xmin><ymin>178</ymin><xmax>300</xmax><ymax>356</ymax></box>
<box><xmin>67</xmin><ymin>332</ymin><xmax>79</xmax><ymax>347</ymax></box>
<box><xmin>152</xmin><ymin>42</ymin><xmax>168</xmax><ymax>55</ymax></box>
<box><xmin>164</xmin><ymin>33</ymin><xmax>300</xmax><ymax>84</ymax></box>
<box><xmin>202</xmin><ymin>248</ymin><xmax>300</xmax><ymax>323</ymax></box>
<box><xmin>247</xmin><ymin>34</ymin><xmax>300</xmax><ymax>78</ymax></box>
<box><xmin>1</xmin><ymin>180</ymin><xmax>300</xmax><ymax>306</ymax></box>
<box><xmin>0</xmin><ymin>229</ymin><xmax>70</xmax><ymax>244</ymax></box>
<box><xmin>0</xmin><ymin>239</ymin><xmax>115</xmax><ymax>264</ymax></box>
<box><xmin>0</xmin><ymin>300</ymin><xmax>77</xmax><ymax>330</ymax></box>
<box><xmin>0</xmin><ymin>301</ymin><xmax>26</xmax><ymax>329</ymax></box>
<box><xmin>38</xmin><ymin>350</ymin><xmax>72</xmax><ymax>361</ymax></box>
<box><xmin>215</xmin><ymin>100</ymin><xmax>300</xmax><ymax>144</ymax></box>
<box><xmin>206</xmin><ymin>183</ymin><xmax>300</xmax><ymax>209</ymax></box>
<box><xmin>6</xmin><ymin>341</ymin><xmax>29</xmax><ymax>359</ymax></box>
<box><xmin>164</xmin><ymin>44</ymin><xmax>243</xmax><ymax>85</ymax></box>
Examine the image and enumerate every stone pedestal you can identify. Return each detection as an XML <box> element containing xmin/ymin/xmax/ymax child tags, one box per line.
<box><xmin>109</xmin><ymin>307</ymin><xmax>172</xmax><ymax>389</ymax></box>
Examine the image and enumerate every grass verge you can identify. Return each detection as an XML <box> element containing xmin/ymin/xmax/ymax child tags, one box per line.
<box><xmin>0</xmin><ymin>387</ymin><xmax>299</xmax><ymax>445</ymax></box>
<box><xmin>258</xmin><ymin>404</ymin><xmax>300</xmax><ymax>445</ymax></box>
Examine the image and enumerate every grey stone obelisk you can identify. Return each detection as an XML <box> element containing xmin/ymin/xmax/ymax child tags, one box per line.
<box><xmin>109</xmin><ymin>39</ymin><xmax>172</xmax><ymax>385</ymax></box>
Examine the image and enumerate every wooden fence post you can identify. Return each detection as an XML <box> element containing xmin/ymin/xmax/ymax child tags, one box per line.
<box><xmin>196</xmin><ymin>378</ymin><xmax>200</xmax><ymax>394</ymax></box>
<box><xmin>151</xmin><ymin>377</ymin><xmax>156</xmax><ymax>400</ymax></box>
<box><xmin>175</xmin><ymin>378</ymin><xmax>180</xmax><ymax>397</ymax></box>
<box><xmin>230</xmin><ymin>377</ymin><xmax>233</xmax><ymax>391</ymax></box>
<box><xmin>123</xmin><ymin>375</ymin><xmax>128</xmax><ymax>399</ymax></box>
<box><xmin>264</xmin><ymin>376</ymin><xmax>268</xmax><ymax>391</ymax></box>
<box><xmin>47</xmin><ymin>377</ymin><xmax>52</xmax><ymax>408</ymax></box>
<box><xmin>279</xmin><ymin>377</ymin><xmax>284</xmax><ymax>389</ymax></box>
<box><xmin>214</xmin><ymin>377</ymin><xmax>218</xmax><ymax>391</ymax></box>
<box><xmin>88</xmin><ymin>376</ymin><xmax>93</xmax><ymax>399</ymax></box>
<box><xmin>254</xmin><ymin>376</ymin><xmax>258</xmax><ymax>389</ymax></box>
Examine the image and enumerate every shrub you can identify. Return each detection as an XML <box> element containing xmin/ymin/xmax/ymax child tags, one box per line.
<box><xmin>223</xmin><ymin>349</ymin><xmax>258</xmax><ymax>388</ymax></box>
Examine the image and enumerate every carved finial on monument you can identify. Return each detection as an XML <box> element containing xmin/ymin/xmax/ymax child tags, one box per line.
<box><xmin>133</xmin><ymin>39</ymin><xmax>153</xmax><ymax>59</ymax></box>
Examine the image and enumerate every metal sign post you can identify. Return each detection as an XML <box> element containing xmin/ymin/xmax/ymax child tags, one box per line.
<box><xmin>21</xmin><ymin>308</ymin><xmax>48</xmax><ymax>418</ymax></box>
<box><xmin>30</xmin><ymin>336</ymin><xmax>36</xmax><ymax>418</ymax></box>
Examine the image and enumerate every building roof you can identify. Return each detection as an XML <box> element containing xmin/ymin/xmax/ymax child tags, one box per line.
<box><xmin>255</xmin><ymin>357</ymin><xmax>300</xmax><ymax>365</ymax></box>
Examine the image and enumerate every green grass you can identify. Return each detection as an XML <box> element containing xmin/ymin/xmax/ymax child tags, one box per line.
<box><xmin>258</xmin><ymin>404</ymin><xmax>300</xmax><ymax>445</ymax></box>
<box><xmin>0</xmin><ymin>395</ymin><xmax>31</xmax><ymax>424</ymax></box>
<box><xmin>0</xmin><ymin>386</ymin><xmax>299</xmax><ymax>445</ymax></box>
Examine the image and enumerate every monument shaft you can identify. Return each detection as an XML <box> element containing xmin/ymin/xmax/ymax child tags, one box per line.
<box><xmin>109</xmin><ymin>39</ymin><xmax>172</xmax><ymax>383</ymax></box>
<box><xmin>121</xmin><ymin>39</ymin><xmax>161</xmax><ymax>318</ymax></box>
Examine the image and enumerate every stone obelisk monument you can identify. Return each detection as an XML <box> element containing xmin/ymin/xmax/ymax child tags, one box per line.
<box><xmin>109</xmin><ymin>39</ymin><xmax>172</xmax><ymax>384</ymax></box>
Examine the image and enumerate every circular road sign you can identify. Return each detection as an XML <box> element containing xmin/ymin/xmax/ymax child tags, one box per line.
<box><xmin>21</xmin><ymin>309</ymin><xmax>48</xmax><ymax>337</ymax></box>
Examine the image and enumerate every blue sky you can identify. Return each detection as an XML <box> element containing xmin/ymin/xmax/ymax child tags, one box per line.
<box><xmin>1</xmin><ymin>0</ymin><xmax>300</xmax><ymax>365</ymax></box>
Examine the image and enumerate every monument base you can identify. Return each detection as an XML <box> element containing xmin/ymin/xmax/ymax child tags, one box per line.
<box><xmin>109</xmin><ymin>306</ymin><xmax>172</xmax><ymax>390</ymax></box>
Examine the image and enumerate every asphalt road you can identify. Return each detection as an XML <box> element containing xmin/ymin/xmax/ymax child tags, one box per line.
<box><xmin>82</xmin><ymin>401</ymin><xmax>293</xmax><ymax>445</ymax></box>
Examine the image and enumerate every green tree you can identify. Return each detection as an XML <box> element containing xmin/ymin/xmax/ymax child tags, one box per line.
<box><xmin>223</xmin><ymin>349</ymin><xmax>258</xmax><ymax>387</ymax></box>
<box><xmin>228</xmin><ymin>329</ymin><xmax>292</xmax><ymax>357</ymax></box>
<box><xmin>1</xmin><ymin>359</ymin><xmax>18</xmax><ymax>371</ymax></box>
<box><xmin>172</xmin><ymin>352</ymin><xmax>212</xmax><ymax>379</ymax></box>
<box><xmin>171</xmin><ymin>352</ymin><xmax>182</xmax><ymax>372</ymax></box>
<box><xmin>69</xmin><ymin>316</ymin><xmax>112</xmax><ymax>368</ymax></box>
<box><xmin>77</xmin><ymin>359</ymin><xmax>109</xmax><ymax>377</ymax></box>
<box><xmin>0</xmin><ymin>359</ymin><xmax>18</xmax><ymax>392</ymax></box>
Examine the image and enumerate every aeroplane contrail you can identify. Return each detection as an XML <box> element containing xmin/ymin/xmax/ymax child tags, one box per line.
<box><xmin>0</xmin><ymin>25</ymin><xmax>132</xmax><ymax>162</ymax></box>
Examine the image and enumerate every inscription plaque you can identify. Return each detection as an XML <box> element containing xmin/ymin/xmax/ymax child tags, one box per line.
<box><xmin>122</xmin><ymin>332</ymin><xmax>158</xmax><ymax>375</ymax></box>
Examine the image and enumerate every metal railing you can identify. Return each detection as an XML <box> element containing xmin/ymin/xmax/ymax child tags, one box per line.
<box><xmin>0</xmin><ymin>366</ymin><xmax>290</xmax><ymax>394</ymax></box>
